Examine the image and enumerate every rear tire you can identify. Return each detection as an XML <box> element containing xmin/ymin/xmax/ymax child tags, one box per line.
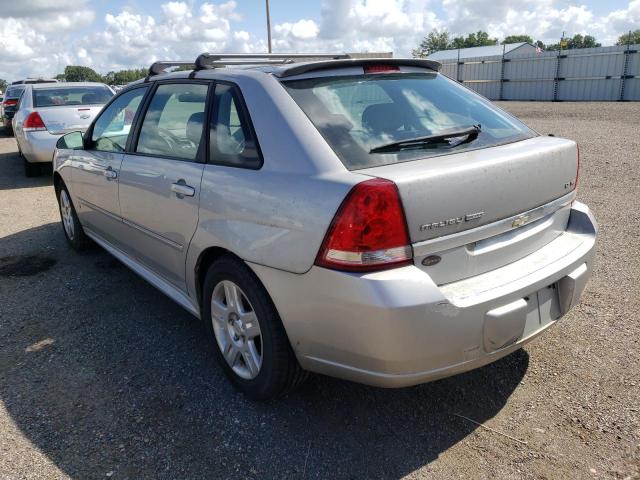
<box><xmin>56</xmin><ymin>185</ymin><xmax>90</xmax><ymax>251</ymax></box>
<box><xmin>202</xmin><ymin>256</ymin><xmax>308</xmax><ymax>400</ymax></box>
<box><xmin>23</xmin><ymin>155</ymin><xmax>41</xmax><ymax>177</ymax></box>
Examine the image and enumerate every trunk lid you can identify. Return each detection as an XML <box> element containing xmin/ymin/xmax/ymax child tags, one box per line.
<box><xmin>358</xmin><ymin>136</ymin><xmax>579</xmax><ymax>284</ymax></box>
<box><xmin>37</xmin><ymin>105</ymin><xmax>103</xmax><ymax>134</ymax></box>
<box><xmin>359</xmin><ymin>136</ymin><xmax>578</xmax><ymax>242</ymax></box>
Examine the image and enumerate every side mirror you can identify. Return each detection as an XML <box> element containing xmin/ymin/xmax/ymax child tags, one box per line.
<box><xmin>56</xmin><ymin>131</ymin><xmax>84</xmax><ymax>150</ymax></box>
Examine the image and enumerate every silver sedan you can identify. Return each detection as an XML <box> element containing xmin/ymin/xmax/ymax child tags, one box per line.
<box><xmin>13</xmin><ymin>82</ymin><xmax>113</xmax><ymax>176</ymax></box>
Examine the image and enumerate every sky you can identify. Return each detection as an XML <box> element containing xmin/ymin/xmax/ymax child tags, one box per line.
<box><xmin>0</xmin><ymin>0</ymin><xmax>638</xmax><ymax>81</ymax></box>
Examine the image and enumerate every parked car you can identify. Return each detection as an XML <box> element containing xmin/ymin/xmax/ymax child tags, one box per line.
<box><xmin>13</xmin><ymin>82</ymin><xmax>114</xmax><ymax>176</ymax></box>
<box><xmin>11</xmin><ymin>78</ymin><xmax>58</xmax><ymax>85</ymax></box>
<box><xmin>1</xmin><ymin>84</ymin><xmax>26</xmax><ymax>135</ymax></box>
<box><xmin>52</xmin><ymin>55</ymin><xmax>597</xmax><ymax>400</ymax></box>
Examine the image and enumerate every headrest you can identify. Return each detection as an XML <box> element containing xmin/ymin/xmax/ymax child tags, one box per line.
<box><xmin>82</xmin><ymin>93</ymin><xmax>100</xmax><ymax>104</ymax></box>
<box><xmin>362</xmin><ymin>103</ymin><xmax>404</xmax><ymax>136</ymax></box>
<box><xmin>186</xmin><ymin>111</ymin><xmax>205</xmax><ymax>144</ymax></box>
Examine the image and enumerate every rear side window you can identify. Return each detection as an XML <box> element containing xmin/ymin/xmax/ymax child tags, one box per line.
<box><xmin>5</xmin><ymin>86</ymin><xmax>24</xmax><ymax>99</ymax></box>
<box><xmin>92</xmin><ymin>87</ymin><xmax>148</xmax><ymax>152</ymax></box>
<box><xmin>136</xmin><ymin>83</ymin><xmax>209</xmax><ymax>161</ymax></box>
<box><xmin>33</xmin><ymin>86</ymin><xmax>113</xmax><ymax>107</ymax></box>
<box><xmin>283</xmin><ymin>72</ymin><xmax>535</xmax><ymax>169</ymax></box>
<box><xmin>209</xmin><ymin>84</ymin><xmax>261</xmax><ymax>169</ymax></box>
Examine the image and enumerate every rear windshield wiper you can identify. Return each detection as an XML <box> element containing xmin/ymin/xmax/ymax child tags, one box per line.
<box><xmin>369</xmin><ymin>124</ymin><xmax>481</xmax><ymax>154</ymax></box>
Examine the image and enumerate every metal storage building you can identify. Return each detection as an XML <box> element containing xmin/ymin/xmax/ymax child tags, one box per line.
<box><xmin>427</xmin><ymin>43</ymin><xmax>536</xmax><ymax>61</ymax></box>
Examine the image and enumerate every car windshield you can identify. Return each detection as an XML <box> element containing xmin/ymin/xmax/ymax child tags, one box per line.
<box><xmin>283</xmin><ymin>72</ymin><xmax>536</xmax><ymax>169</ymax></box>
<box><xmin>33</xmin><ymin>86</ymin><xmax>113</xmax><ymax>108</ymax></box>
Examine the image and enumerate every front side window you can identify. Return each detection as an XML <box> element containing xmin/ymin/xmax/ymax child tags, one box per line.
<box><xmin>209</xmin><ymin>84</ymin><xmax>261</xmax><ymax>168</ymax></box>
<box><xmin>136</xmin><ymin>83</ymin><xmax>209</xmax><ymax>161</ymax></box>
<box><xmin>91</xmin><ymin>87</ymin><xmax>148</xmax><ymax>152</ymax></box>
<box><xmin>283</xmin><ymin>72</ymin><xmax>536</xmax><ymax>169</ymax></box>
<box><xmin>33</xmin><ymin>86</ymin><xmax>113</xmax><ymax>107</ymax></box>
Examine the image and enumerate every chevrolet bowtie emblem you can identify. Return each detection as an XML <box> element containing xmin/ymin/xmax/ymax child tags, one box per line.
<box><xmin>512</xmin><ymin>215</ymin><xmax>530</xmax><ymax>228</ymax></box>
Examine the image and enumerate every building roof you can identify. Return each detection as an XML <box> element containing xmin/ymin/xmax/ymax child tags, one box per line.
<box><xmin>427</xmin><ymin>42</ymin><xmax>533</xmax><ymax>61</ymax></box>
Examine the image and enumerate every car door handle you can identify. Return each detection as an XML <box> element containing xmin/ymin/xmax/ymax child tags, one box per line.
<box><xmin>171</xmin><ymin>182</ymin><xmax>195</xmax><ymax>197</ymax></box>
<box><xmin>103</xmin><ymin>167</ymin><xmax>117</xmax><ymax>179</ymax></box>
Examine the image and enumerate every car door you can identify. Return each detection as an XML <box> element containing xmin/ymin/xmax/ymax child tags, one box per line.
<box><xmin>117</xmin><ymin>81</ymin><xmax>209</xmax><ymax>290</ymax></box>
<box><xmin>71</xmin><ymin>86</ymin><xmax>149</xmax><ymax>245</ymax></box>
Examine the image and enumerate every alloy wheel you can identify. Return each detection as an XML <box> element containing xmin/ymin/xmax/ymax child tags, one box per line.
<box><xmin>210</xmin><ymin>280</ymin><xmax>262</xmax><ymax>380</ymax></box>
<box><xmin>59</xmin><ymin>190</ymin><xmax>75</xmax><ymax>240</ymax></box>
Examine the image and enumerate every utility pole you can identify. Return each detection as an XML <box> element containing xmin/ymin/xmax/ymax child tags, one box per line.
<box><xmin>266</xmin><ymin>0</ymin><xmax>272</xmax><ymax>53</ymax></box>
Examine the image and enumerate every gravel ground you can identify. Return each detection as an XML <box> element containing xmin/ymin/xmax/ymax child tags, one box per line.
<box><xmin>0</xmin><ymin>102</ymin><xmax>638</xmax><ymax>480</ymax></box>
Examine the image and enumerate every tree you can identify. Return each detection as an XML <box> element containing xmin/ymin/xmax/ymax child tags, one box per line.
<box><xmin>547</xmin><ymin>34</ymin><xmax>601</xmax><ymax>51</ymax></box>
<box><xmin>502</xmin><ymin>35</ymin><xmax>534</xmax><ymax>45</ymax></box>
<box><xmin>111</xmin><ymin>68</ymin><xmax>147</xmax><ymax>85</ymax></box>
<box><xmin>616</xmin><ymin>30</ymin><xmax>640</xmax><ymax>46</ymax></box>
<box><xmin>568</xmin><ymin>34</ymin><xmax>601</xmax><ymax>49</ymax></box>
<box><xmin>0</xmin><ymin>78</ymin><xmax>7</xmax><ymax>93</ymax></box>
<box><xmin>63</xmin><ymin>65</ymin><xmax>103</xmax><ymax>82</ymax></box>
<box><xmin>451</xmin><ymin>31</ymin><xmax>498</xmax><ymax>48</ymax></box>
<box><xmin>412</xmin><ymin>30</ymin><xmax>452</xmax><ymax>57</ymax></box>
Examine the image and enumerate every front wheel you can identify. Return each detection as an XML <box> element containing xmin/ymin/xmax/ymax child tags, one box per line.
<box><xmin>202</xmin><ymin>256</ymin><xmax>308</xmax><ymax>400</ymax></box>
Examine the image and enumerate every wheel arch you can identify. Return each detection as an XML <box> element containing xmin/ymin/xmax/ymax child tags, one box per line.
<box><xmin>53</xmin><ymin>171</ymin><xmax>64</xmax><ymax>193</ymax></box>
<box><xmin>194</xmin><ymin>246</ymin><xmax>238</xmax><ymax>308</ymax></box>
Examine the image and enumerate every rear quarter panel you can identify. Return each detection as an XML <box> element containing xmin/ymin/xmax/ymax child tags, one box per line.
<box><xmin>186</xmin><ymin>72</ymin><xmax>365</xmax><ymax>298</ymax></box>
<box><xmin>187</xmin><ymin>167</ymin><xmax>360</xmax><ymax>282</ymax></box>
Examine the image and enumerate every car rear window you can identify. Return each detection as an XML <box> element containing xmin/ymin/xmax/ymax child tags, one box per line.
<box><xmin>5</xmin><ymin>86</ymin><xmax>25</xmax><ymax>99</ymax></box>
<box><xmin>33</xmin><ymin>86</ymin><xmax>113</xmax><ymax>107</ymax></box>
<box><xmin>283</xmin><ymin>72</ymin><xmax>536</xmax><ymax>169</ymax></box>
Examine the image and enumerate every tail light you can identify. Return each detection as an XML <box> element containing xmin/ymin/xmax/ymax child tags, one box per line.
<box><xmin>364</xmin><ymin>65</ymin><xmax>400</xmax><ymax>74</ymax></box>
<box><xmin>315</xmin><ymin>178</ymin><xmax>413</xmax><ymax>272</ymax></box>
<box><xmin>23</xmin><ymin>112</ymin><xmax>47</xmax><ymax>132</ymax></box>
<box><xmin>3</xmin><ymin>98</ymin><xmax>18</xmax><ymax>107</ymax></box>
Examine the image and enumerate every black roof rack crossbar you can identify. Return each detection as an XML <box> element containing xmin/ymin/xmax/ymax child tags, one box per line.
<box><xmin>194</xmin><ymin>53</ymin><xmax>350</xmax><ymax>70</ymax></box>
<box><xmin>148</xmin><ymin>54</ymin><xmax>352</xmax><ymax>77</ymax></box>
<box><xmin>148</xmin><ymin>61</ymin><xmax>196</xmax><ymax>76</ymax></box>
<box><xmin>273</xmin><ymin>58</ymin><xmax>442</xmax><ymax>78</ymax></box>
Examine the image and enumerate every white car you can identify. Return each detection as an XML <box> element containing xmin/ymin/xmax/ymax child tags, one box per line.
<box><xmin>13</xmin><ymin>82</ymin><xmax>113</xmax><ymax>176</ymax></box>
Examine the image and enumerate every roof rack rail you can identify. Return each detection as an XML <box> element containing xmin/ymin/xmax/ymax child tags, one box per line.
<box><xmin>148</xmin><ymin>61</ymin><xmax>196</xmax><ymax>76</ymax></box>
<box><xmin>148</xmin><ymin>53</ymin><xmax>351</xmax><ymax>76</ymax></box>
<box><xmin>195</xmin><ymin>53</ymin><xmax>350</xmax><ymax>70</ymax></box>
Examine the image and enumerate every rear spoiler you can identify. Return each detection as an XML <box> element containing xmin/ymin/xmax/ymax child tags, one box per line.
<box><xmin>273</xmin><ymin>58</ymin><xmax>442</xmax><ymax>78</ymax></box>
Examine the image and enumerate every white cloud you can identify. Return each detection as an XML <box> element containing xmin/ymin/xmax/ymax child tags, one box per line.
<box><xmin>0</xmin><ymin>0</ymin><xmax>637</xmax><ymax>82</ymax></box>
<box><xmin>1</xmin><ymin>0</ymin><xmax>91</xmax><ymax>17</ymax></box>
<box><xmin>275</xmin><ymin>19</ymin><xmax>320</xmax><ymax>41</ymax></box>
<box><xmin>603</xmin><ymin>0</ymin><xmax>640</xmax><ymax>44</ymax></box>
<box><xmin>273</xmin><ymin>1</ymin><xmax>441</xmax><ymax>54</ymax></box>
<box><xmin>441</xmin><ymin>0</ymin><xmax>599</xmax><ymax>44</ymax></box>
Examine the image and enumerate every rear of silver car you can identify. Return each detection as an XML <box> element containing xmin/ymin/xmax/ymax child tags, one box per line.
<box><xmin>50</xmin><ymin>58</ymin><xmax>597</xmax><ymax>397</ymax></box>
<box><xmin>13</xmin><ymin>83</ymin><xmax>113</xmax><ymax>174</ymax></box>
<box><xmin>250</xmin><ymin>65</ymin><xmax>597</xmax><ymax>387</ymax></box>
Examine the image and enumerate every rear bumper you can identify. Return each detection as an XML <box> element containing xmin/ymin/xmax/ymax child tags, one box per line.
<box><xmin>20</xmin><ymin>130</ymin><xmax>61</xmax><ymax>163</ymax></box>
<box><xmin>250</xmin><ymin>202</ymin><xmax>597</xmax><ymax>388</ymax></box>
